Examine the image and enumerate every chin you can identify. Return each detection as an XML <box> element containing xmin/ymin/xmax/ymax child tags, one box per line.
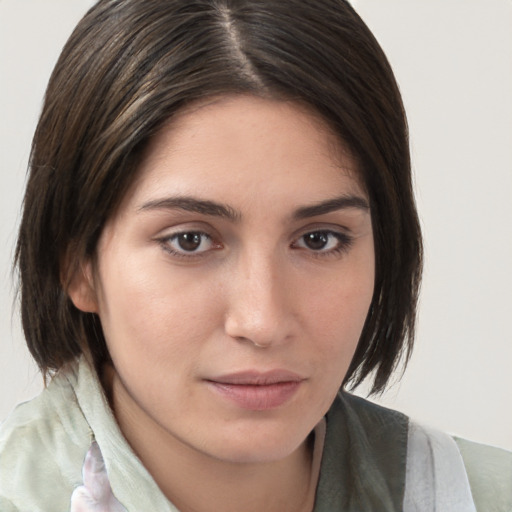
<box><xmin>200</xmin><ymin>424</ymin><xmax>311</xmax><ymax>465</ymax></box>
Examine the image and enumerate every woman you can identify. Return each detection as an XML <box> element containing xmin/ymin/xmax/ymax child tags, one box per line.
<box><xmin>0</xmin><ymin>0</ymin><xmax>510</xmax><ymax>510</ymax></box>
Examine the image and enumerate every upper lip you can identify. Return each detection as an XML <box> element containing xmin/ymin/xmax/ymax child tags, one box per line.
<box><xmin>206</xmin><ymin>370</ymin><xmax>305</xmax><ymax>386</ymax></box>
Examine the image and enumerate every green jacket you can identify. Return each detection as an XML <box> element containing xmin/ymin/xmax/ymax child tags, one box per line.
<box><xmin>1</xmin><ymin>358</ymin><xmax>511</xmax><ymax>511</ymax></box>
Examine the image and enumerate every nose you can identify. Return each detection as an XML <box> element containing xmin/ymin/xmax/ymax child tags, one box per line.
<box><xmin>224</xmin><ymin>251</ymin><xmax>294</xmax><ymax>348</ymax></box>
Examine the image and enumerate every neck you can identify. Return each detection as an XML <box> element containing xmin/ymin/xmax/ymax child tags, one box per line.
<box><xmin>157</xmin><ymin>434</ymin><xmax>315</xmax><ymax>512</ymax></box>
<box><xmin>105</xmin><ymin>366</ymin><xmax>319</xmax><ymax>512</ymax></box>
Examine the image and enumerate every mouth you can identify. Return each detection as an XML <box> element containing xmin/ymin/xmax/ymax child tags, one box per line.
<box><xmin>205</xmin><ymin>370</ymin><xmax>305</xmax><ymax>410</ymax></box>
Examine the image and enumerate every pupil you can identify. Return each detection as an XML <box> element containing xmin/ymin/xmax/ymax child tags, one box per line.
<box><xmin>178</xmin><ymin>233</ymin><xmax>201</xmax><ymax>251</ymax></box>
<box><xmin>305</xmin><ymin>232</ymin><xmax>328</xmax><ymax>250</ymax></box>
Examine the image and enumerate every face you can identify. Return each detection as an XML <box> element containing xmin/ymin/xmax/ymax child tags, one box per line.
<box><xmin>73</xmin><ymin>95</ymin><xmax>374</xmax><ymax>464</ymax></box>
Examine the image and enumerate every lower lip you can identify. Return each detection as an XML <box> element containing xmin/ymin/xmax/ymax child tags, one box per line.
<box><xmin>206</xmin><ymin>381</ymin><xmax>302</xmax><ymax>410</ymax></box>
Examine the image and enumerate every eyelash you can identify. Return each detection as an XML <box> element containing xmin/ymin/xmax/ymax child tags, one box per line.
<box><xmin>291</xmin><ymin>230</ymin><xmax>354</xmax><ymax>258</ymax></box>
<box><xmin>158</xmin><ymin>231</ymin><xmax>219</xmax><ymax>259</ymax></box>
<box><xmin>157</xmin><ymin>229</ymin><xmax>353</xmax><ymax>260</ymax></box>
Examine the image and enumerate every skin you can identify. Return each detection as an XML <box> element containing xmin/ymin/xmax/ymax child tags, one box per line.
<box><xmin>69</xmin><ymin>95</ymin><xmax>375</xmax><ymax>512</ymax></box>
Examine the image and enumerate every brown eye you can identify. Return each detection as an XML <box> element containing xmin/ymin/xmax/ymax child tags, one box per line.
<box><xmin>162</xmin><ymin>231</ymin><xmax>216</xmax><ymax>256</ymax></box>
<box><xmin>176</xmin><ymin>233</ymin><xmax>203</xmax><ymax>252</ymax></box>
<box><xmin>293</xmin><ymin>230</ymin><xmax>353</xmax><ymax>255</ymax></box>
<box><xmin>302</xmin><ymin>232</ymin><xmax>329</xmax><ymax>250</ymax></box>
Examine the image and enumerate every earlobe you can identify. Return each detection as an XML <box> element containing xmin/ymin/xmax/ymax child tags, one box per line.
<box><xmin>66</xmin><ymin>262</ymin><xmax>99</xmax><ymax>313</ymax></box>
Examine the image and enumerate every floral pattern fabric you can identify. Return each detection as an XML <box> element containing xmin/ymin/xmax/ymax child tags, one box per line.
<box><xmin>71</xmin><ymin>442</ymin><xmax>127</xmax><ymax>512</ymax></box>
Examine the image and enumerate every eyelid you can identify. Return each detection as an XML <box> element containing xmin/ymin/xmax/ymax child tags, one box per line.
<box><xmin>290</xmin><ymin>226</ymin><xmax>354</xmax><ymax>257</ymax></box>
<box><xmin>153</xmin><ymin>220</ymin><xmax>222</xmax><ymax>242</ymax></box>
<box><xmin>290</xmin><ymin>221</ymin><xmax>353</xmax><ymax>240</ymax></box>
<box><xmin>155</xmin><ymin>226</ymin><xmax>223</xmax><ymax>259</ymax></box>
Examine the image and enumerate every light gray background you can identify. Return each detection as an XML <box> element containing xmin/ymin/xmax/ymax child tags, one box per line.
<box><xmin>1</xmin><ymin>0</ymin><xmax>511</xmax><ymax>451</ymax></box>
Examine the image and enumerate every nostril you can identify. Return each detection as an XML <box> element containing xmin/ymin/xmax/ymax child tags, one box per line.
<box><xmin>233</xmin><ymin>335</ymin><xmax>272</xmax><ymax>349</ymax></box>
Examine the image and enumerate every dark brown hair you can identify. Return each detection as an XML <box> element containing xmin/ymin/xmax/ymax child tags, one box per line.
<box><xmin>15</xmin><ymin>0</ymin><xmax>422</xmax><ymax>393</ymax></box>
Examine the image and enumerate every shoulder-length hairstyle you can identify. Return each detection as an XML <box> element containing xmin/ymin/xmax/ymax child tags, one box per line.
<box><xmin>16</xmin><ymin>0</ymin><xmax>422</xmax><ymax>394</ymax></box>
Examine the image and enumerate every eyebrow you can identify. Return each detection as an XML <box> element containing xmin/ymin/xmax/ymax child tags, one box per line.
<box><xmin>292</xmin><ymin>195</ymin><xmax>370</xmax><ymax>219</ymax></box>
<box><xmin>138</xmin><ymin>196</ymin><xmax>240</xmax><ymax>221</ymax></box>
<box><xmin>138</xmin><ymin>194</ymin><xmax>369</xmax><ymax>221</ymax></box>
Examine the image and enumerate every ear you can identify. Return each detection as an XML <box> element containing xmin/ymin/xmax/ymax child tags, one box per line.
<box><xmin>66</xmin><ymin>261</ymin><xmax>99</xmax><ymax>313</ymax></box>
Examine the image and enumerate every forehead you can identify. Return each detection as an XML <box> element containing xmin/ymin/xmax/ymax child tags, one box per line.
<box><xmin>123</xmin><ymin>95</ymin><xmax>365</xmax><ymax>212</ymax></box>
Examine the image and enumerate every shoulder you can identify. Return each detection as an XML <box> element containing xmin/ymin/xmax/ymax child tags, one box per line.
<box><xmin>455</xmin><ymin>436</ymin><xmax>512</xmax><ymax>511</ymax></box>
<box><xmin>406</xmin><ymin>420</ymin><xmax>512</xmax><ymax>512</ymax></box>
<box><xmin>330</xmin><ymin>395</ymin><xmax>512</xmax><ymax>511</ymax></box>
<box><xmin>0</xmin><ymin>364</ymin><xmax>91</xmax><ymax>510</ymax></box>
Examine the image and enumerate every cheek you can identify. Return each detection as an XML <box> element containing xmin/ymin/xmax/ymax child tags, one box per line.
<box><xmin>307</xmin><ymin>271</ymin><xmax>374</xmax><ymax>341</ymax></box>
<box><xmin>307</xmin><ymin>288</ymin><xmax>372</xmax><ymax>409</ymax></box>
<box><xmin>95</xmin><ymin>252</ymin><xmax>221</xmax><ymax>361</ymax></box>
<box><xmin>300</xmin><ymin>257</ymin><xmax>374</xmax><ymax>379</ymax></box>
